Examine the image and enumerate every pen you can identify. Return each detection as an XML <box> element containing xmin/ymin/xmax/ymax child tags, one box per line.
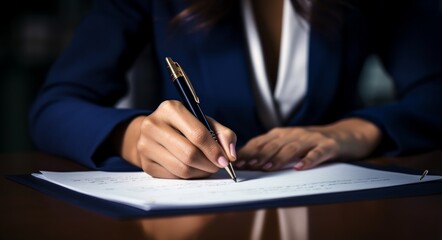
<box><xmin>165</xmin><ymin>57</ymin><xmax>237</xmax><ymax>182</ymax></box>
<box><xmin>419</xmin><ymin>169</ymin><xmax>428</xmax><ymax>181</ymax></box>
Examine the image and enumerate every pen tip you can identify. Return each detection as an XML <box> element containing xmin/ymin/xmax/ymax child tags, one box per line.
<box><xmin>233</xmin><ymin>177</ymin><xmax>237</xmax><ymax>183</ymax></box>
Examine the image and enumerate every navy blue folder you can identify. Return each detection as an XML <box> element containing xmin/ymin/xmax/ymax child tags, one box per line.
<box><xmin>7</xmin><ymin>163</ymin><xmax>442</xmax><ymax>219</ymax></box>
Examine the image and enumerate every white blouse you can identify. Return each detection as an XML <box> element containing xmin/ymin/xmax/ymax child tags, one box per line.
<box><xmin>242</xmin><ymin>0</ymin><xmax>309</xmax><ymax>129</ymax></box>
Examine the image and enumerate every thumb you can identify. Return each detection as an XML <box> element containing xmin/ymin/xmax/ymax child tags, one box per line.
<box><xmin>207</xmin><ymin>117</ymin><xmax>237</xmax><ymax>162</ymax></box>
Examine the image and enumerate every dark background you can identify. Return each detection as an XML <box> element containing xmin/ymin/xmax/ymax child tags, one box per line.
<box><xmin>1</xmin><ymin>1</ymin><xmax>92</xmax><ymax>152</ymax></box>
<box><xmin>0</xmin><ymin>1</ymin><xmax>395</xmax><ymax>153</ymax></box>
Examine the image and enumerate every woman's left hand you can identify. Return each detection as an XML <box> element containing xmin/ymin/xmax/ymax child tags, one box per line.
<box><xmin>235</xmin><ymin>118</ymin><xmax>381</xmax><ymax>171</ymax></box>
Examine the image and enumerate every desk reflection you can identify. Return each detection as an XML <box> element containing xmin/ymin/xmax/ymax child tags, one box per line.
<box><xmin>252</xmin><ymin>208</ymin><xmax>308</xmax><ymax>240</ymax></box>
<box><xmin>138</xmin><ymin>207</ymin><xmax>308</xmax><ymax>240</ymax></box>
<box><xmin>139</xmin><ymin>214</ymin><xmax>218</xmax><ymax>239</ymax></box>
<box><xmin>2</xmin><ymin>152</ymin><xmax>441</xmax><ymax>239</ymax></box>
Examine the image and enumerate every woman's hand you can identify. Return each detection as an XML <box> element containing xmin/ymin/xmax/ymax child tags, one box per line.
<box><xmin>235</xmin><ymin>118</ymin><xmax>381</xmax><ymax>171</ymax></box>
<box><xmin>119</xmin><ymin>100</ymin><xmax>237</xmax><ymax>179</ymax></box>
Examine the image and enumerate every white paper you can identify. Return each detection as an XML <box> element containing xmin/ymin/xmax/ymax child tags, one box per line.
<box><xmin>32</xmin><ymin>163</ymin><xmax>441</xmax><ymax>211</ymax></box>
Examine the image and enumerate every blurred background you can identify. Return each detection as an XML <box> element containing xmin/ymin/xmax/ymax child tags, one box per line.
<box><xmin>0</xmin><ymin>1</ymin><xmax>393</xmax><ymax>153</ymax></box>
<box><xmin>0</xmin><ymin>1</ymin><xmax>92</xmax><ymax>152</ymax></box>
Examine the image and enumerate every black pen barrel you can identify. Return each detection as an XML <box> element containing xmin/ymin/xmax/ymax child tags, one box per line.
<box><xmin>173</xmin><ymin>76</ymin><xmax>213</xmax><ymax>132</ymax></box>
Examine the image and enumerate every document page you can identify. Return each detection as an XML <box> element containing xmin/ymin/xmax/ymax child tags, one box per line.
<box><xmin>32</xmin><ymin>163</ymin><xmax>442</xmax><ymax>211</ymax></box>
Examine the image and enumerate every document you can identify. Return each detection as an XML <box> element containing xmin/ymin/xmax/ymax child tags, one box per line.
<box><xmin>32</xmin><ymin>163</ymin><xmax>441</xmax><ymax>211</ymax></box>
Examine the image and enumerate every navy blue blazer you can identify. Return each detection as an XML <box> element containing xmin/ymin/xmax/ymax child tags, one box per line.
<box><xmin>29</xmin><ymin>0</ymin><xmax>442</xmax><ymax>171</ymax></box>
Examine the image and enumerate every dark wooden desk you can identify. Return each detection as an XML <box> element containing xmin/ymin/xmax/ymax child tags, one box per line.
<box><xmin>1</xmin><ymin>152</ymin><xmax>441</xmax><ymax>240</ymax></box>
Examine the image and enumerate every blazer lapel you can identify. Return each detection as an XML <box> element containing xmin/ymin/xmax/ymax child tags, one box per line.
<box><xmin>288</xmin><ymin>28</ymin><xmax>343</xmax><ymax>126</ymax></box>
<box><xmin>192</xmin><ymin>11</ymin><xmax>267</xmax><ymax>144</ymax></box>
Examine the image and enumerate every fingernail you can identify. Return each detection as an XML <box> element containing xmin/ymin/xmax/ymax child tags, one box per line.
<box><xmin>229</xmin><ymin>143</ymin><xmax>237</xmax><ymax>160</ymax></box>
<box><xmin>263</xmin><ymin>162</ymin><xmax>273</xmax><ymax>170</ymax></box>
<box><xmin>294</xmin><ymin>161</ymin><xmax>304</xmax><ymax>170</ymax></box>
<box><xmin>236</xmin><ymin>160</ymin><xmax>246</xmax><ymax>168</ymax></box>
<box><xmin>217</xmin><ymin>156</ymin><xmax>229</xmax><ymax>168</ymax></box>
<box><xmin>249</xmin><ymin>159</ymin><xmax>258</xmax><ymax>166</ymax></box>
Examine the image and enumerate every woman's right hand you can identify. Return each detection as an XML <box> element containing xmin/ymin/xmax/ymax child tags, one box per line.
<box><xmin>120</xmin><ymin>100</ymin><xmax>237</xmax><ymax>179</ymax></box>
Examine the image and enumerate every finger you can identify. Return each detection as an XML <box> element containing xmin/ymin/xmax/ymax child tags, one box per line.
<box><xmin>249</xmin><ymin>139</ymin><xmax>284</xmax><ymax>169</ymax></box>
<box><xmin>260</xmin><ymin>130</ymin><xmax>332</xmax><ymax>171</ymax></box>
<box><xmin>256</xmin><ymin>129</ymin><xmax>326</xmax><ymax>171</ymax></box>
<box><xmin>237</xmin><ymin>133</ymin><xmax>279</xmax><ymax>168</ymax></box>
<box><xmin>236</xmin><ymin>144</ymin><xmax>260</xmax><ymax>170</ymax></box>
<box><xmin>142</xmin><ymin>160</ymin><xmax>212</xmax><ymax>179</ymax></box>
<box><xmin>239</xmin><ymin>132</ymin><xmax>278</xmax><ymax>155</ymax></box>
<box><xmin>138</xmin><ymin>137</ymin><xmax>213</xmax><ymax>179</ymax></box>
<box><xmin>260</xmin><ymin>141</ymin><xmax>311</xmax><ymax>171</ymax></box>
<box><xmin>294</xmin><ymin>141</ymin><xmax>337</xmax><ymax>170</ymax></box>
<box><xmin>139</xmin><ymin>114</ymin><xmax>219</xmax><ymax>173</ymax></box>
<box><xmin>239</xmin><ymin>128</ymin><xmax>303</xmax><ymax>170</ymax></box>
<box><xmin>140</xmin><ymin>160</ymin><xmax>178</xmax><ymax>179</ymax></box>
<box><xmin>163</xmin><ymin>101</ymin><xmax>228</xmax><ymax>168</ymax></box>
<box><xmin>157</xmin><ymin>100</ymin><xmax>229</xmax><ymax>168</ymax></box>
<box><xmin>233</xmin><ymin>159</ymin><xmax>247</xmax><ymax>169</ymax></box>
<box><xmin>256</xmin><ymin>138</ymin><xmax>314</xmax><ymax>171</ymax></box>
<box><xmin>207</xmin><ymin>117</ymin><xmax>237</xmax><ymax>161</ymax></box>
<box><xmin>164</xmin><ymin>130</ymin><xmax>220</xmax><ymax>174</ymax></box>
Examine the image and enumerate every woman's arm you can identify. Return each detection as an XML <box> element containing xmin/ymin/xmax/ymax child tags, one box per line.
<box><xmin>29</xmin><ymin>0</ymin><xmax>153</xmax><ymax>170</ymax></box>
<box><xmin>236</xmin><ymin>118</ymin><xmax>381</xmax><ymax>171</ymax></box>
<box><xmin>237</xmin><ymin>0</ymin><xmax>442</xmax><ymax>171</ymax></box>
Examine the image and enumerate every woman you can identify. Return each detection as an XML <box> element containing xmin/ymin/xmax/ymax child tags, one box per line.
<box><xmin>29</xmin><ymin>0</ymin><xmax>442</xmax><ymax>179</ymax></box>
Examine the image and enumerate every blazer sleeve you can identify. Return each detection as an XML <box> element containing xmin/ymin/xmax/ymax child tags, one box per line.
<box><xmin>29</xmin><ymin>0</ymin><xmax>153</xmax><ymax>170</ymax></box>
<box><xmin>349</xmin><ymin>0</ymin><xmax>442</xmax><ymax>155</ymax></box>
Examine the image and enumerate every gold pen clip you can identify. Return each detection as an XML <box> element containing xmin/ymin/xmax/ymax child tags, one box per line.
<box><xmin>165</xmin><ymin>57</ymin><xmax>200</xmax><ymax>103</ymax></box>
<box><xmin>175</xmin><ymin>62</ymin><xmax>200</xmax><ymax>104</ymax></box>
<box><xmin>165</xmin><ymin>57</ymin><xmax>183</xmax><ymax>80</ymax></box>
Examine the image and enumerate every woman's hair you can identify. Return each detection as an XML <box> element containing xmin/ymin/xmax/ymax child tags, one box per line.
<box><xmin>174</xmin><ymin>0</ymin><xmax>349</xmax><ymax>34</ymax></box>
<box><xmin>173</xmin><ymin>0</ymin><xmax>236</xmax><ymax>30</ymax></box>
